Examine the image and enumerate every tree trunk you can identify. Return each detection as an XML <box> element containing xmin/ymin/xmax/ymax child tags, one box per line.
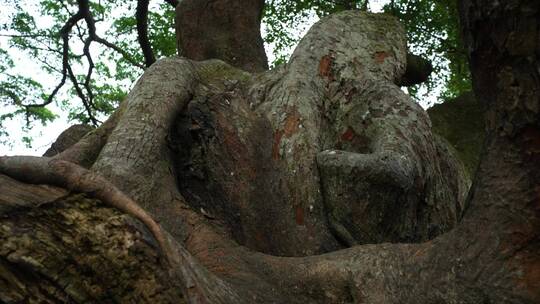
<box><xmin>175</xmin><ymin>0</ymin><xmax>268</xmax><ymax>73</ymax></box>
<box><xmin>0</xmin><ymin>1</ymin><xmax>538</xmax><ymax>303</ymax></box>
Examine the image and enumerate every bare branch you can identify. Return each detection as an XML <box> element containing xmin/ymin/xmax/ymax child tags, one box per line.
<box><xmin>20</xmin><ymin>0</ymin><xmax>144</xmax><ymax>113</ymax></box>
<box><xmin>27</xmin><ymin>9</ymin><xmax>86</xmax><ymax>109</ymax></box>
<box><xmin>93</xmin><ymin>37</ymin><xmax>146</xmax><ymax>69</ymax></box>
<box><xmin>66</xmin><ymin>62</ymin><xmax>99</xmax><ymax>125</ymax></box>
<box><xmin>136</xmin><ymin>0</ymin><xmax>156</xmax><ymax>67</ymax></box>
<box><xmin>83</xmin><ymin>37</ymin><xmax>96</xmax><ymax>111</ymax></box>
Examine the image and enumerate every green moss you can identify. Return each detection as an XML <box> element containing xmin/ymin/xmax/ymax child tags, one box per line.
<box><xmin>197</xmin><ymin>60</ymin><xmax>252</xmax><ymax>87</ymax></box>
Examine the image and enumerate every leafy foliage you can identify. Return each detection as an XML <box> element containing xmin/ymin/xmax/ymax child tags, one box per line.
<box><xmin>386</xmin><ymin>0</ymin><xmax>471</xmax><ymax>99</ymax></box>
<box><xmin>0</xmin><ymin>0</ymin><xmax>175</xmax><ymax>146</ymax></box>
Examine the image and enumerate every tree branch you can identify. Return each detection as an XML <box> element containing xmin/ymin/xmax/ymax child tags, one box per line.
<box><xmin>19</xmin><ymin>0</ymin><xmax>144</xmax><ymax>113</ymax></box>
<box><xmin>66</xmin><ymin>61</ymin><xmax>100</xmax><ymax>125</ymax></box>
<box><xmin>26</xmin><ymin>10</ymin><xmax>86</xmax><ymax>109</ymax></box>
<box><xmin>136</xmin><ymin>0</ymin><xmax>157</xmax><ymax>67</ymax></box>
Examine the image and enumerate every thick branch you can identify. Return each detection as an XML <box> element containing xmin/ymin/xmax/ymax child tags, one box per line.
<box><xmin>91</xmin><ymin>57</ymin><xmax>199</xmax><ymax>240</ymax></box>
<box><xmin>398</xmin><ymin>53</ymin><xmax>433</xmax><ymax>86</ymax></box>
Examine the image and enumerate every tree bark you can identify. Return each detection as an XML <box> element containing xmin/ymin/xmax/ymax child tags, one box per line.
<box><xmin>0</xmin><ymin>2</ymin><xmax>538</xmax><ymax>303</ymax></box>
<box><xmin>428</xmin><ymin>92</ymin><xmax>484</xmax><ymax>176</ymax></box>
<box><xmin>175</xmin><ymin>0</ymin><xmax>268</xmax><ymax>73</ymax></box>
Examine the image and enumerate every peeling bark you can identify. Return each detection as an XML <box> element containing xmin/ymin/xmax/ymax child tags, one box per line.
<box><xmin>0</xmin><ymin>191</ymin><xmax>182</xmax><ymax>303</ymax></box>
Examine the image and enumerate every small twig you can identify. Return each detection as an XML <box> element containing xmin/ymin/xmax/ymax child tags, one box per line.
<box><xmin>83</xmin><ymin>37</ymin><xmax>96</xmax><ymax>111</ymax></box>
<box><xmin>93</xmin><ymin>37</ymin><xmax>146</xmax><ymax>69</ymax></box>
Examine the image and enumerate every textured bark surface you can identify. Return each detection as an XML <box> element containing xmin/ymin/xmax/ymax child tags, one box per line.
<box><xmin>0</xmin><ymin>3</ymin><xmax>538</xmax><ymax>303</ymax></box>
<box><xmin>428</xmin><ymin>92</ymin><xmax>485</xmax><ymax>175</ymax></box>
<box><xmin>172</xmin><ymin>12</ymin><xmax>469</xmax><ymax>256</ymax></box>
<box><xmin>175</xmin><ymin>0</ymin><xmax>268</xmax><ymax>73</ymax></box>
<box><xmin>0</xmin><ymin>187</ymin><xmax>183</xmax><ymax>303</ymax></box>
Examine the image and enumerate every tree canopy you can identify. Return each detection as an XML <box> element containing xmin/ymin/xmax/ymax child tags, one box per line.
<box><xmin>0</xmin><ymin>0</ymin><xmax>469</xmax><ymax>148</ymax></box>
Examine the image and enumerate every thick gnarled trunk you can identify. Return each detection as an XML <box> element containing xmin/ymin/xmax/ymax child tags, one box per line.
<box><xmin>0</xmin><ymin>1</ymin><xmax>538</xmax><ymax>303</ymax></box>
<box><xmin>175</xmin><ymin>0</ymin><xmax>268</xmax><ymax>73</ymax></box>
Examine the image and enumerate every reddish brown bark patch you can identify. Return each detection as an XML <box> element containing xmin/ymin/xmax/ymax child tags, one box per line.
<box><xmin>340</xmin><ymin>127</ymin><xmax>356</xmax><ymax>142</ymax></box>
<box><xmin>272</xmin><ymin>130</ymin><xmax>284</xmax><ymax>160</ymax></box>
<box><xmin>319</xmin><ymin>54</ymin><xmax>334</xmax><ymax>80</ymax></box>
<box><xmin>214</xmin><ymin>109</ymin><xmax>257</xmax><ymax>206</ymax></box>
<box><xmin>374</xmin><ymin>51</ymin><xmax>389</xmax><ymax>63</ymax></box>
<box><xmin>512</xmin><ymin>246</ymin><xmax>540</xmax><ymax>302</ymax></box>
<box><xmin>513</xmin><ymin>126</ymin><xmax>540</xmax><ymax>301</ymax></box>
<box><xmin>272</xmin><ymin>107</ymin><xmax>302</xmax><ymax>160</ymax></box>
<box><xmin>520</xmin><ymin>126</ymin><xmax>540</xmax><ymax>160</ymax></box>
<box><xmin>524</xmin><ymin>256</ymin><xmax>540</xmax><ymax>300</ymax></box>
<box><xmin>217</xmin><ymin>113</ymin><xmax>247</xmax><ymax>162</ymax></box>
<box><xmin>283</xmin><ymin>108</ymin><xmax>301</xmax><ymax>138</ymax></box>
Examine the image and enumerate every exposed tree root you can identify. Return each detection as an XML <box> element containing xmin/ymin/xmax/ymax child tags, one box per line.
<box><xmin>0</xmin><ymin>156</ymin><xmax>250</xmax><ymax>303</ymax></box>
<box><xmin>0</xmin><ymin>156</ymin><xmax>169</xmax><ymax>263</ymax></box>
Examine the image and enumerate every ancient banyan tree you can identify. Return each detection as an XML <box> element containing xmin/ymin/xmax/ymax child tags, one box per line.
<box><xmin>0</xmin><ymin>0</ymin><xmax>538</xmax><ymax>303</ymax></box>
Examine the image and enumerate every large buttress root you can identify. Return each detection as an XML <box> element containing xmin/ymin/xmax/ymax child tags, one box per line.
<box><xmin>246</xmin><ymin>12</ymin><xmax>469</xmax><ymax>252</ymax></box>
<box><xmin>316</xmin><ymin>81</ymin><xmax>469</xmax><ymax>245</ymax></box>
